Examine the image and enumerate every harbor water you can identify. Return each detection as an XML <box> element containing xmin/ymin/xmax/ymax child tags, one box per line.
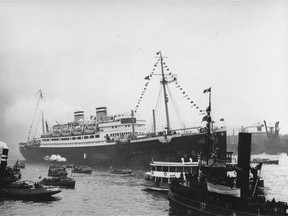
<box><xmin>1</xmin><ymin>153</ymin><xmax>288</xmax><ymax>216</ymax></box>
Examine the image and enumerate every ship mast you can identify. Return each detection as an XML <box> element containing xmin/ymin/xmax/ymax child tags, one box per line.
<box><xmin>40</xmin><ymin>90</ymin><xmax>45</xmax><ymax>136</ymax></box>
<box><xmin>27</xmin><ymin>89</ymin><xmax>45</xmax><ymax>141</ymax></box>
<box><xmin>159</xmin><ymin>51</ymin><xmax>171</xmax><ymax>131</ymax></box>
<box><xmin>205</xmin><ymin>88</ymin><xmax>212</xmax><ymax>164</ymax></box>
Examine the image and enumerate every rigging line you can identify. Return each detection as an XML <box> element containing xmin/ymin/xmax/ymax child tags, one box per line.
<box><xmin>32</xmin><ymin>113</ymin><xmax>41</xmax><ymax>139</ymax></box>
<box><xmin>170</xmin><ymin>85</ymin><xmax>190</xmax><ymax>128</ymax></box>
<box><xmin>168</xmin><ymin>85</ymin><xmax>185</xmax><ymax>124</ymax></box>
<box><xmin>154</xmin><ymin>85</ymin><xmax>164</xmax><ymax>131</ymax></box>
<box><xmin>154</xmin><ymin>102</ymin><xmax>163</xmax><ymax>132</ymax></box>
<box><xmin>27</xmin><ymin>94</ymin><xmax>42</xmax><ymax>141</ymax></box>
<box><xmin>145</xmin><ymin>85</ymin><xmax>163</xmax><ymax>133</ymax></box>
<box><xmin>134</xmin><ymin>58</ymin><xmax>161</xmax><ymax>112</ymax></box>
<box><xmin>45</xmin><ymin>103</ymin><xmax>60</xmax><ymax>124</ymax></box>
<box><xmin>166</xmin><ymin>86</ymin><xmax>186</xmax><ymax>129</ymax></box>
<box><xmin>174</xmin><ymin>79</ymin><xmax>205</xmax><ymax>114</ymax></box>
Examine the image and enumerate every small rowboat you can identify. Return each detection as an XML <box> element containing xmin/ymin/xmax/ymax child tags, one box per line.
<box><xmin>207</xmin><ymin>182</ymin><xmax>241</xmax><ymax>197</ymax></box>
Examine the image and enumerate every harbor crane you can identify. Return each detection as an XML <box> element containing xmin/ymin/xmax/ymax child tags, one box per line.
<box><xmin>242</xmin><ymin>122</ymin><xmax>263</xmax><ymax>132</ymax></box>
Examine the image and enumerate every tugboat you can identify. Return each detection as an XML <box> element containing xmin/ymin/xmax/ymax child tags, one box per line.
<box><xmin>48</xmin><ymin>165</ymin><xmax>68</xmax><ymax>177</ymax></box>
<box><xmin>0</xmin><ymin>141</ymin><xmax>62</xmax><ymax>199</ymax></box>
<box><xmin>39</xmin><ymin>176</ymin><xmax>75</xmax><ymax>189</ymax></box>
<box><xmin>110</xmin><ymin>167</ymin><xmax>132</xmax><ymax>175</ymax></box>
<box><xmin>14</xmin><ymin>160</ymin><xmax>26</xmax><ymax>169</ymax></box>
<box><xmin>0</xmin><ymin>180</ymin><xmax>61</xmax><ymax>199</ymax></box>
<box><xmin>0</xmin><ymin>142</ymin><xmax>22</xmax><ymax>186</ymax></box>
<box><xmin>142</xmin><ymin>159</ymin><xmax>199</xmax><ymax>191</ymax></box>
<box><xmin>168</xmin><ymin>94</ymin><xmax>288</xmax><ymax>215</ymax></box>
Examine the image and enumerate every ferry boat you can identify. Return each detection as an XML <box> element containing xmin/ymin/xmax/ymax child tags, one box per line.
<box><xmin>19</xmin><ymin>52</ymin><xmax>227</xmax><ymax>167</ymax></box>
<box><xmin>143</xmin><ymin>159</ymin><xmax>199</xmax><ymax>191</ymax></box>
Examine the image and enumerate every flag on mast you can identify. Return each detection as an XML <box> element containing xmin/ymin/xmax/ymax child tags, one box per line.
<box><xmin>203</xmin><ymin>87</ymin><xmax>211</xmax><ymax>94</ymax></box>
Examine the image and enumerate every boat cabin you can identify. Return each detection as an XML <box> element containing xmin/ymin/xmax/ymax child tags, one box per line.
<box><xmin>143</xmin><ymin>160</ymin><xmax>199</xmax><ymax>191</ymax></box>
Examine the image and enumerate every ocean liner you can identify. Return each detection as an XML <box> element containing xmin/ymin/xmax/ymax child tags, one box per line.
<box><xmin>19</xmin><ymin>52</ymin><xmax>227</xmax><ymax>167</ymax></box>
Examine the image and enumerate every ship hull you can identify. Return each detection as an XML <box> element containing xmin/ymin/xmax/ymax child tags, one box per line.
<box><xmin>19</xmin><ymin>131</ymin><xmax>227</xmax><ymax>167</ymax></box>
<box><xmin>168</xmin><ymin>182</ymin><xmax>288</xmax><ymax>216</ymax></box>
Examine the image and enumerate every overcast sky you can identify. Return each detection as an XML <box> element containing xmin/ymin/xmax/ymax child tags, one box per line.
<box><xmin>0</xmin><ymin>1</ymin><xmax>287</xmax><ymax>156</ymax></box>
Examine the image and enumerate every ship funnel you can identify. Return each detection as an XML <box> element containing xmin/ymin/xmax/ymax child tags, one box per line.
<box><xmin>74</xmin><ymin>110</ymin><xmax>84</xmax><ymax>123</ymax></box>
<box><xmin>236</xmin><ymin>132</ymin><xmax>251</xmax><ymax>198</ymax></box>
<box><xmin>96</xmin><ymin>107</ymin><xmax>107</xmax><ymax>121</ymax></box>
<box><xmin>0</xmin><ymin>141</ymin><xmax>9</xmax><ymax>175</ymax></box>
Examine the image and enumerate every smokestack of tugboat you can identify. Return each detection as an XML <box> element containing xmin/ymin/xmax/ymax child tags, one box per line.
<box><xmin>0</xmin><ymin>141</ymin><xmax>9</xmax><ymax>175</ymax></box>
<box><xmin>236</xmin><ymin>132</ymin><xmax>251</xmax><ymax>198</ymax></box>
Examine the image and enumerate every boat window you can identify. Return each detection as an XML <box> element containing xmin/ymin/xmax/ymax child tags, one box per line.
<box><xmin>96</xmin><ymin>135</ymin><xmax>99</xmax><ymax>138</ymax></box>
<box><xmin>162</xmin><ymin>178</ymin><xmax>168</xmax><ymax>183</ymax></box>
<box><xmin>144</xmin><ymin>175</ymin><xmax>150</xmax><ymax>180</ymax></box>
<box><xmin>169</xmin><ymin>166</ymin><xmax>176</xmax><ymax>172</ymax></box>
<box><xmin>84</xmin><ymin>136</ymin><xmax>88</xmax><ymax>139</ymax></box>
<box><xmin>156</xmin><ymin>166</ymin><xmax>162</xmax><ymax>171</ymax></box>
<box><xmin>72</xmin><ymin>137</ymin><xmax>76</xmax><ymax>140</ymax></box>
<box><xmin>156</xmin><ymin>177</ymin><xmax>161</xmax><ymax>183</ymax></box>
<box><xmin>151</xmin><ymin>177</ymin><xmax>155</xmax><ymax>182</ymax></box>
<box><xmin>184</xmin><ymin>167</ymin><xmax>191</xmax><ymax>173</ymax></box>
<box><xmin>176</xmin><ymin>167</ymin><xmax>184</xmax><ymax>172</ymax></box>
<box><xmin>90</xmin><ymin>135</ymin><xmax>94</xmax><ymax>138</ymax></box>
<box><xmin>163</xmin><ymin>166</ymin><xmax>168</xmax><ymax>172</ymax></box>
<box><xmin>77</xmin><ymin>137</ymin><xmax>81</xmax><ymax>140</ymax></box>
<box><xmin>151</xmin><ymin>166</ymin><xmax>155</xmax><ymax>171</ymax></box>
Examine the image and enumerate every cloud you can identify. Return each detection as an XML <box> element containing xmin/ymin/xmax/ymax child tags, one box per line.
<box><xmin>5</xmin><ymin>96</ymin><xmax>78</xmax><ymax>127</ymax></box>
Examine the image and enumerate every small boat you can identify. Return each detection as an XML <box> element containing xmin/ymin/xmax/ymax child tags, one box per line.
<box><xmin>142</xmin><ymin>159</ymin><xmax>199</xmax><ymax>191</ymax></box>
<box><xmin>71</xmin><ymin>166</ymin><xmax>92</xmax><ymax>174</ymax></box>
<box><xmin>14</xmin><ymin>160</ymin><xmax>26</xmax><ymax>169</ymax></box>
<box><xmin>0</xmin><ymin>180</ymin><xmax>61</xmax><ymax>199</ymax></box>
<box><xmin>207</xmin><ymin>182</ymin><xmax>241</xmax><ymax>197</ymax></box>
<box><xmin>48</xmin><ymin>165</ymin><xmax>68</xmax><ymax>177</ymax></box>
<box><xmin>251</xmin><ymin>158</ymin><xmax>279</xmax><ymax>165</ymax></box>
<box><xmin>39</xmin><ymin>176</ymin><xmax>75</xmax><ymax>189</ymax></box>
<box><xmin>65</xmin><ymin>164</ymin><xmax>74</xmax><ymax>169</ymax></box>
<box><xmin>110</xmin><ymin>168</ymin><xmax>132</xmax><ymax>175</ymax></box>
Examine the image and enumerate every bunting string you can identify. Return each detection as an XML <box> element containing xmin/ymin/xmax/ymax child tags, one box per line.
<box><xmin>160</xmin><ymin>60</ymin><xmax>206</xmax><ymax>116</ymax></box>
<box><xmin>133</xmin><ymin>58</ymin><xmax>160</xmax><ymax>113</ymax></box>
<box><xmin>133</xmin><ymin>53</ymin><xmax>217</xmax><ymax>126</ymax></box>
